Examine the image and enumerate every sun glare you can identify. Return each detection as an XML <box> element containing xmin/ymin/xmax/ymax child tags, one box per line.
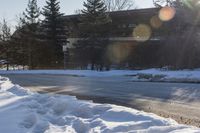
<box><xmin>150</xmin><ymin>15</ymin><xmax>163</xmax><ymax>29</ymax></box>
<box><xmin>106</xmin><ymin>43</ymin><xmax>132</xmax><ymax>63</ymax></box>
<box><xmin>159</xmin><ymin>6</ymin><xmax>176</xmax><ymax>21</ymax></box>
<box><xmin>133</xmin><ymin>24</ymin><xmax>152</xmax><ymax>42</ymax></box>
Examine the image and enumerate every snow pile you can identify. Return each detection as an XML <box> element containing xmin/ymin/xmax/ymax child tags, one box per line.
<box><xmin>0</xmin><ymin>77</ymin><xmax>200</xmax><ymax>133</ymax></box>
<box><xmin>131</xmin><ymin>69</ymin><xmax>200</xmax><ymax>83</ymax></box>
<box><xmin>0</xmin><ymin>70</ymin><xmax>136</xmax><ymax>77</ymax></box>
<box><xmin>1</xmin><ymin>69</ymin><xmax>200</xmax><ymax>83</ymax></box>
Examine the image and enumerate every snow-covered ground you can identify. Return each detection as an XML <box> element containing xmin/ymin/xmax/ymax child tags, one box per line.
<box><xmin>0</xmin><ymin>76</ymin><xmax>200</xmax><ymax>133</ymax></box>
<box><xmin>1</xmin><ymin>69</ymin><xmax>200</xmax><ymax>83</ymax></box>
<box><xmin>0</xmin><ymin>69</ymin><xmax>135</xmax><ymax>77</ymax></box>
<box><xmin>130</xmin><ymin>69</ymin><xmax>200</xmax><ymax>83</ymax></box>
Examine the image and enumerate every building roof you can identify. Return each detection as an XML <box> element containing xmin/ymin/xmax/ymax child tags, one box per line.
<box><xmin>63</xmin><ymin>8</ymin><xmax>160</xmax><ymax>20</ymax></box>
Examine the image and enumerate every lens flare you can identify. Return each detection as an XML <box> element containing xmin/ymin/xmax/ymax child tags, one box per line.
<box><xmin>133</xmin><ymin>24</ymin><xmax>152</xmax><ymax>42</ymax></box>
<box><xmin>182</xmin><ymin>0</ymin><xmax>200</xmax><ymax>9</ymax></box>
<box><xmin>150</xmin><ymin>15</ymin><xmax>162</xmax><ymax>29</ymax></box>
<box><xmin>106</xmin><ymin>43</ymin><xmax>132</xmax><ymax>64</ymax></box>
<box><xmin>159</xmin><ymin>6</ymin><xmax>176</xmax><ymax>21</ymax></box>
<box><xmin>183</xmin><ymin>0</ymin><xmax>193</xmax><ymax>9</ymax></box>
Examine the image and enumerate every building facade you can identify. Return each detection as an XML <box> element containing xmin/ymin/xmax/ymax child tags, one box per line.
<box><xmin>63</xmin><ymin>8</ymin><xmax>175</xmax><ymax>48</ymax></box>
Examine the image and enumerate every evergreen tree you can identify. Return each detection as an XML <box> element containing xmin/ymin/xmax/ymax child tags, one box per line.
<box><xmin>10</xmin><ymin>16</ymin><xmax>29</xmax><ymax>69</ymax></box>
<box><xmin>42</xmin><ymin>0</ymin><xmax>68</xmax><ymax>67</ymax></box>
<box><xmin>23</xmin><ymin>0</ymin><xmax>40</xmax><ymax>24</ymax></box>
<box><xmin>75</xmin><ymin>0</ymin><xmax>111</xmax><ymax>70</ymax></box>
<box><xmin>19</xmin><ymin>0</ymin><xmax>41</xmax><ymax>69</ymax></box>
<box><xmin>0</xmin><ymin>19</ymin><xmax>12</xmax><ymax>70</ymax></box>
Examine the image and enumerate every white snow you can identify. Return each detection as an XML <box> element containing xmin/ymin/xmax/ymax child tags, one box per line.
<box><xmin>0</xmin><ymin>76</ymin><xmax>200</xmax><ymax>133</ymax></box>
<box><xmin>131</xmin><ymin>68</ymin><xmax>200</xmax><ymax>83</ymax></box>
<box><xmin>0</xmin><ymin>70</ymin><xmax>135</xmax><ymax>77</ymax></box>
<box><xmin>1</xmin><ymin>69</ymin><xmax>200</xmax><ymax>82</ymax></box>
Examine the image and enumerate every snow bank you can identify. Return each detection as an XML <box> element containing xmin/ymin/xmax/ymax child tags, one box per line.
<box><xmin>131</xmin><ymin>69</ymin><xmax>200</xmax><ymax>83</ymax></box>
<box><xmin>1</xmin><ymin>69</ymin><xmax>200</xmax><ymax>83</ymax></box>
<box><xmin>0</xmin><ymin>76</ymin><xmax>199</xmax><ymax>133</ymax></box>
<box><xmin>0</xmin><ymin>70</ymin><xmax>137</xmax><ymax>77</ymax></box>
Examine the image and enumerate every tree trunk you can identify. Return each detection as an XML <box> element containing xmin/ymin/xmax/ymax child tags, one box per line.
<box><xmin>6</xmin><ymin>63</ymin><xmax>9</xmax><ymax>71</ymax></box>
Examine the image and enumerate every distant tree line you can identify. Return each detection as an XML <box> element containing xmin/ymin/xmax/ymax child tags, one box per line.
<box><xmin>0</xmin><ymin>0</ymin><xmax>67</xmax><ymax>70</ymax></box>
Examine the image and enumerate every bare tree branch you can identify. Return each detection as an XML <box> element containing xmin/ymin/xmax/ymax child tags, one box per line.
<box><xmin>153</xmin><ymin>0</ymin><xmax>175</xmax><ymax>7</ymax></box>
<box><xmin>104</xmin><ymin>0</ymin><xmax>136</xmax><ymax>11</ymax></box>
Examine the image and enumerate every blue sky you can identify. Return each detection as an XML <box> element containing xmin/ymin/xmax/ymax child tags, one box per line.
<box><xmin>0</xmin><ymin>0</ymin><xmax>154</xmax><ymax>28</ymax></box>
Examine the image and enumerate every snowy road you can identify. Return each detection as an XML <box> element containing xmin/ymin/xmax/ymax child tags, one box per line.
<box><xmin>2</xmin><ymin>74</ymin><xmax>200</xmax><ymax>127</ymax></box>
<box><xmin>3</xmin><ymin>74</ymin><xmax>200</xmax><ymax>102</ymax></box>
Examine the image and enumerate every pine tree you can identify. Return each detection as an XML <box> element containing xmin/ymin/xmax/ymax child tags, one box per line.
<box><xmin>81</xmin><ymin>0</ymin><xmax>111</xmax><ymax>38</ymax></box>
<box><xmin>42</xmin><ymin>0</ymin><xmax>68</xmax><ymax>67</ymax></box>
<box><xmin>23</xmin><ymin>0</ymin><xmax>40</xmax><ymax>24</ymax></box>
<box><xmin>10</xmin><ymin>16</ymin><xmax>29</xmax><ymax>69</ymax></box>
<box><xmin>20</xmin><ymin>0</ymin><xmax>41</xmax><ymax>69</ymax></box>
<box><xmin>76</xmin><ymin>0</ymin><xmax>111</xmax><ymax>70</ymax></box>
<box><xmin>0</xmin><ymin>19</ymin><xmax>12</xmax><ymax>70</ymax></box>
